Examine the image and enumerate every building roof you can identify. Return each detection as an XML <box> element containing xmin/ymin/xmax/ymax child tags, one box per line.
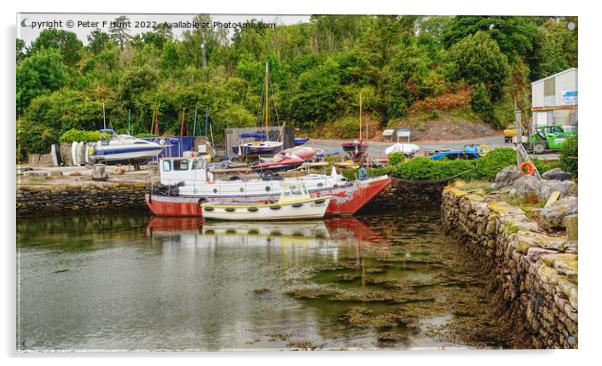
<box><xmin>532</xmin><ymin>67</ymin><xmax>578</xmax><ymax>85</ymax></box>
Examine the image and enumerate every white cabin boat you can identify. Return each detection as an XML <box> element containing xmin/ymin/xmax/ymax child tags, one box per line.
<box><xmin>159</xmin><ymin>156</ymin><xmax>349</xmax><ymax>198</ymax></box>
<box><xmin>201</xmin><ymin>182</ymin><xmax>334</xmax><ymax>221</ymax></box>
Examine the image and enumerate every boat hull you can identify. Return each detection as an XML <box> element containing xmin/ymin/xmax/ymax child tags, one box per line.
<box><xmin>232</xmin><ymin>142</ymin><xmax>283</xmax><ymax>156</ymax></box>
<box><xmin>202</xmin><ymin>197</ymin><xmax>332</xmax><ymax>221</ymax></box>
<box><xmin>342</xmin><ymin>141</ymin><xmax>368</xmax><ymax>158</ymax></box>
<box><xmin>145</xmin><ymin>175</ymin><xmax>391</xmax><ymax>217</ymax></box>
<box><xmin>91</xmin><ymin>146</ymin><xmax>165</xmax><ymax>162</ymax></box>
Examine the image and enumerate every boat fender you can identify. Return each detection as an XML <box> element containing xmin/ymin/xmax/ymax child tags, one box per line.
<box><xmin>88</xmin><ymin>146</ymin><xmax>95</xmax><ymax>156</ymax></box>
<box><xmin>519</xmin><ymin>161</ymin><xmax>536</xmax><ymax>176</ymax></box>
<box><xmin>477</xmin><ymin>144</ymin><xmax>490</xmax><ymax>156</ymax></box>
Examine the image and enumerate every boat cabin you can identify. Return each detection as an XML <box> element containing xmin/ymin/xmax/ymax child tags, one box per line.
<box><xmin>278</xmin><ymin>182</ymin><xmax>311</xmax><ymax>203</ymax></box>
<box><xmin>159</xmin><ymin>157</ymin><xmax>211</xmax><ymax>185</ymax></box>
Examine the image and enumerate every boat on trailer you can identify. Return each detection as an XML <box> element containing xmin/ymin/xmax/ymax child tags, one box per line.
<box><xmin>88</xmin><ymin>129</ymin><xmax>166</xmax><ymax>164</ymax></box>
<box><xmin>145</xmin><ymin>156</ymin><xmax>391</xmax><ymax>217</ymax></box>
<box><xmin>342</xmin><ymin>93</ymin><xmax>368</xmax><ymax>159</ymax></box>
<box><xmin>233</xmin><ymin>62</ymin><xmax>284</xmax><ymax>158</ymax></box>
<box><xmin>201</xmin><ymin>182</ymin><xmax>334</xmax><ymax>221</ymax></box>
<box><xmin>232</xmin><ymin>133</ymin><xmax>284</xmax><ymax>156</ymax></box>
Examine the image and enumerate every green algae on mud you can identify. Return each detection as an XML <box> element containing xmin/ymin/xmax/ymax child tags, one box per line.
<box><xmin>285</xmin><ymin>211</ymin><xmax>515</xmax><ymax>349</ymax></box>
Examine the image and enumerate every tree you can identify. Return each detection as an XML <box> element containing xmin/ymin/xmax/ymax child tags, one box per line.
<box><xmin>447</xmin><ymin>31</ymin><xmax>510</xmax><ymax>101</ymax></box>
<box><xmin>527</xmin><ymin>18</ymin><xmax>577</xmax><ymax>81</ymax></box>
<box><xmin>181</xmin><ymin>14</ymin><xmax>227</xmax><ymax>68</ymax></box>
<box><xmin>356</xmin><ymin>15</ymin><xmax>418</xmax><ymax>126</ymax></box>
<box><xmin>16</xmin><ymin>38</ymin><xmax>27</xmax><ymax>64</ymax></box>
<box><xmin>287</xmin><ymin>58</ymin><xmax>342</xmax><ymax>127</ymax></box>
<box><xmin>16</xmin><ymin>49</ymin><xmax>67</xmax><ymax>113</ymax></box>
<box><xmin>109</xmin><ymin>16</ymin><xmax>132</xmax><ymax>49</ymax></box>
<box><xmin>442</xmin><ymin>16</ymin><xmax>539</xmax><ymax>61</ymax></box>
<box><xmin>118</xmin><ymin>65</ymin><xmax>160</xmax><ymax>109</ymax></box>
<box><xmin>87</xmin><ymin>29</ymin><xmax>112</xmax><ymax>53</ymax></box>
<box><xmin>29</xmin><ymin>28</ymin><xmax>83</xmax><ymax>65</ymax></box>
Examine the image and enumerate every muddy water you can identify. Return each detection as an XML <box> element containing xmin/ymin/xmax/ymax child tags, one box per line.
<box><xmin>16</xmin><ymin>211</ymin><xmax>505</xmax><ymax>351</ymax></box>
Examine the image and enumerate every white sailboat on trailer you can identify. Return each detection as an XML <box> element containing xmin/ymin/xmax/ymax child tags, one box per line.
<box><xmin>232</xmin><ymin>62</ymin><xmax>283</xmax><ymax>157</ymax></box>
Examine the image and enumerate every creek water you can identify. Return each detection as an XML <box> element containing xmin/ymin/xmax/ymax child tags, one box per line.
<box><xmin>16</xmin><ymin>211</ymin><xmax>505</xmax><ymax>351</ymax></box>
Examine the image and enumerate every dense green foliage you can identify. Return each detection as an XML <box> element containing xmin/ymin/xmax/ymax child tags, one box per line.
<box><xmin>16</xmin><ymin>15</ymin><xmax>577</xmax><ymax>158</ymax></box>
<box><xmin>372</xmin><ymin>148</ymin><xmax>559</xmax><ymax>181</ymax></box>
<box><xmin>59</xmin><ymin>129</ymin><xmax>108</xmax><ymax>143</ymax></box>
<box><xmin>560</xmin><ymin>137</ymin><xmax>578</xmax><ymax>177</ymax></box>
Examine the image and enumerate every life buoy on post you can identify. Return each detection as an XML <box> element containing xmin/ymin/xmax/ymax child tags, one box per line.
<box><xmin>519</xmin><ymin>161</ymin><xmax>536</xmax><ymax>176</ymax></box>
<box><xmin>477</xmin><ymin>144</ymin><xmax>490</xmax><ymax>156</ymax></box>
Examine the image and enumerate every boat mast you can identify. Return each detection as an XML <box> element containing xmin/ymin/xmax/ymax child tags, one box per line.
<box><xmin>359</xmin><ymin>92</ymin><xmax>362</xmax><ymax>141</ymax></box>
<box><xmin>265</xmin><ymin>62</ymin><xmax>269</xmax><ymax>139</ymax></box>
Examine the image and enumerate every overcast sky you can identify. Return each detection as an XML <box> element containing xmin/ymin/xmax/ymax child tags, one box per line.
<box><xmin>17</xmin><ymin>13</ymin><xmax>311</xmax><ymax>45</ymax></box>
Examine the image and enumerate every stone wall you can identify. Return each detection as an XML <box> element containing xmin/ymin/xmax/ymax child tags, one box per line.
<box><xmin>441</xmin><ymin>186</ymin><xmax>578</xmax><ymax>348</ymax></box>
<box><xmin>16</xmin><ymin>182</ymin><xmax>149</xmax><ymax>217</ymax></box>
<box><xmin>363</xmin><ymin>178</ymin><xmax>447</xmax><ymax>212</ymax></box>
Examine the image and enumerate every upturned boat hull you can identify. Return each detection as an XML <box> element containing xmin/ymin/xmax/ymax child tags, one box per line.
<box><xmin>145</xmin><ymin>175</ymin><xmax>391</xmax><ymax>217</ymax></box>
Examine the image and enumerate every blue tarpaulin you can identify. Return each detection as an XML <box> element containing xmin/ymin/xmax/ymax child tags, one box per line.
<box><xmin>140</xmin><ymin>136</ymin><xmax>195</xmax><ymax>159</ymax></box>
<box><xmin>240</xmin><ymin>132</ymin><xmax>266</xmax><ymax>139</ymax></box>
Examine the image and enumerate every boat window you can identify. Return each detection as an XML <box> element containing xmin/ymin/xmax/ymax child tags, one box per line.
<box><xmin>162</xmin><ymin>160</ymin><xmax>172</xmax><ymax>172</ymax></box>
<box><xmin>283</xmin><ymin>185</ymin><xmax>303</xmax><ymax>197</ymax></box>
<box><xmin>174</xmin><ymin>159</ymin><xmax>189</xmax><ymax>171</ymax></box>
<box><xmin>192</xmin><ymin>159</ymin><xmax>206</xmax><ymax>170</ymax></box>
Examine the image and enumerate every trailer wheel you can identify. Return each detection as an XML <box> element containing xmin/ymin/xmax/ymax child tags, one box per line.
<box><xmin>533</xmin><ymin>141</ymin><xmax>546</xmax><ymax>154</ymax></box>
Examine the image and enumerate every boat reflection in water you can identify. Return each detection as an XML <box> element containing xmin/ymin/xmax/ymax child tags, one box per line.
<box><xmin>145</xmin><ymin>216</ymin><xmax>390</xmax><ymax>261</ymax></box>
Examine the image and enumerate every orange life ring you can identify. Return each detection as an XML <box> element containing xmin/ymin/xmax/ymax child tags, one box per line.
<box><xmin>519</xmin><ymin>161</ymin><xmax>536</xmax><ymax>176</ymax></box>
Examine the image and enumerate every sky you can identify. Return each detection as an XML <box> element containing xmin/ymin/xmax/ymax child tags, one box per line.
<box><xmin>17</xmin><ymin>13</ymin><xmax>311</xmax><ymax>45</ymax></box>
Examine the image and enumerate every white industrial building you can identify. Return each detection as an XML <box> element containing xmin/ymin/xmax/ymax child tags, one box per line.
<box><xmin>531</xmin><ymin>68</ymin><xmax>578</xmax><ymax>126</ymax></box>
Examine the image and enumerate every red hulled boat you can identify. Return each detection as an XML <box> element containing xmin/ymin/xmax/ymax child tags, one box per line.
<box><xmin>145</xmin><ymin>174</ymin><xmax>391</xmax><ymax>218</ymax></box>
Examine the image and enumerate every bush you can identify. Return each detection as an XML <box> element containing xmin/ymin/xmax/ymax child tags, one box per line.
<box><xmin>59</xmin><ymin>129</ymin><xmax>105</xmax><ymax>143</ymax></box>
<box><xmin>532</xmin><ymin>158</ymin><xmax>562</xmax><ymax>174</ymax></box>
<box><xmin>383</xmin><ymin>156</ymin><xmax>477</xmax><ymax>181</ymax></box>
<box><xmin>17</xmin><ymin>120</ymin><xmax>58</xmax><ymax>156</ymax></box>
<box><xmin>560</xmin><ymin>137</ymin><xmax>578</xmax><ymax>176</ymax></box>
<box><xmin>387</xmin><ymin>152</ymin><xmax>405</xmax><ymax>166</ymax></box>
<box><xmin>473</xmin><ymin>147</ymin><xmax>516</xmax><ymax>180</ymax></box>
<box><xmin>333</xmin><ymin>117</ymin><xmax>360</xmax><ymax>139</ymax></box>
<box><xmin>380</xmin><ymin>147</ymin><xmax>517</xmax><ymax>181</ymax></box>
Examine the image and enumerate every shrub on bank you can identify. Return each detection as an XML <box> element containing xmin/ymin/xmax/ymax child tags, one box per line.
<box><xmin>59</xmin><ymin>129</ymin><xmax>102</xmax><ymax>143</ymax></box>
<box><xmin>560</xmin><ymin>137</ymin><xmax>578</xmax><ymax>177</ymax></box>
<box><xmin>373</xmin><ymin>147</ymin><xmax>533</xmax><ymax>181</ymax></box>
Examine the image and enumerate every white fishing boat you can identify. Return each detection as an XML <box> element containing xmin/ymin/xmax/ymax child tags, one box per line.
<box><xmin>88</xmin><ymin>129</ymin><xmax>166</xmax><ymax>163</ymax></box>
<box><xmin>201</xmin><ymin>182</ymin><xmax>334</xmax><ymax>221</ymax></box>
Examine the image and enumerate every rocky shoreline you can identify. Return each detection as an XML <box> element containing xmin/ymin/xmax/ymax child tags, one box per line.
<box><xmin>441</xmin><ymin>180</ymin><xmax>578</xmax><ymax>348</ymax></box>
